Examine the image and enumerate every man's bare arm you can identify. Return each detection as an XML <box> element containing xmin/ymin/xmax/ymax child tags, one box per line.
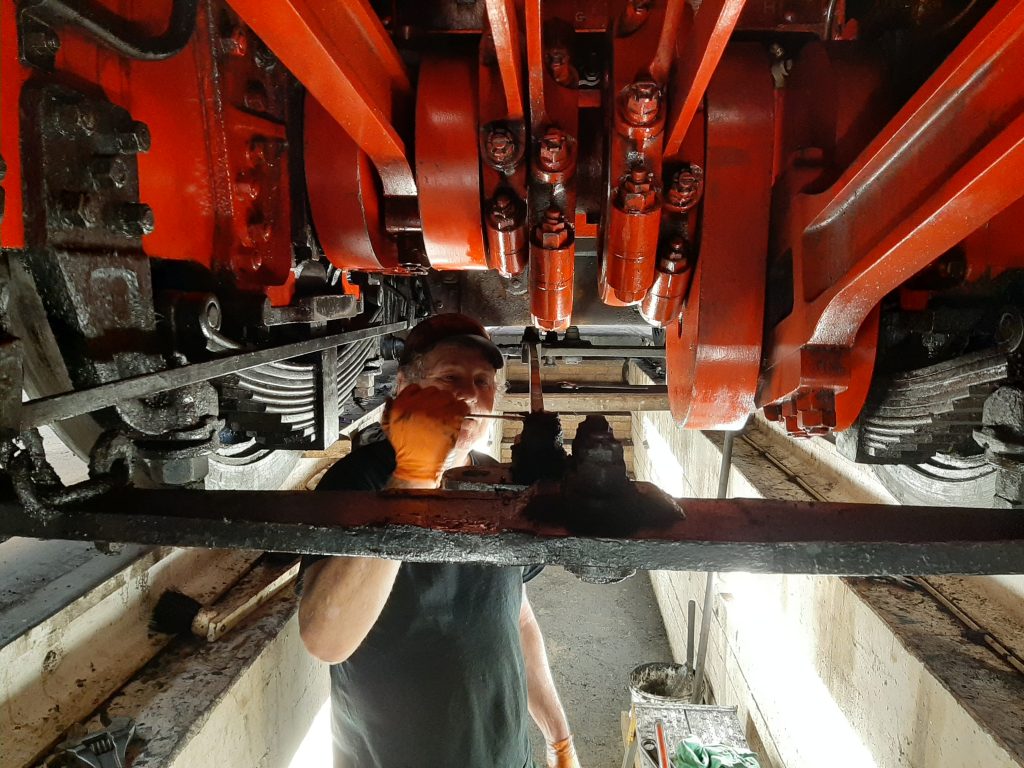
<box><xmin>519</xmin><ymin>589</ymin><xmax>572</xmax><ymax>745</ymax></box>
<box><xmin>298</xmin><ymin>556</ymin><xmax>401</xmax><ymax>664</ymax></box>
<box><xmin>297</xmin><ymin>472</ymin><xmax>436</xmax><ymax>664</ymax></box>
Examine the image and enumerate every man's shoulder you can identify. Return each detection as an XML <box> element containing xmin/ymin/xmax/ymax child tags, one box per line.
<box><xmin>316</xmin><ymin>426</ymin><xmax>396</xmax><ymax>491</ymax></box>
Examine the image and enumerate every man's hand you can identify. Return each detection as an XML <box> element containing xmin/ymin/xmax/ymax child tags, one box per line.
<box><xmin>546</xmin><ymin>735</ymin><xmax>581</xmax><ymax>768</ymax></box>
<box><xmin>382</xmin><ymin>383</ymin><xmax>470</xmax><ymax>485</ymax></box>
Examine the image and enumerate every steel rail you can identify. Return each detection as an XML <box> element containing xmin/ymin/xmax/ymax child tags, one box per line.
<box><xmin>18</xmin><ymin>322</ymin><xmax>408</xmax><ymax>429</ymax></box>
<box><xmin>5</xmin><ymin>487</ymin><xmax>1024</xmax><ymax>575</ymax></box>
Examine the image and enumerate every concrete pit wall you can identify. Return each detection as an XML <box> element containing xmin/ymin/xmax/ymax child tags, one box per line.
<box><xmin>632</xmin><ymin>409</ymin><xmax>1024</xmax><ymax>768</ymax></box>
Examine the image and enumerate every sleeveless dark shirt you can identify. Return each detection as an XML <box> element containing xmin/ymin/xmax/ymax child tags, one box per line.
<box><xmin>313</xmin><ymin>430</ymin><xmax>532</xmax><ymax>768</ymax></box>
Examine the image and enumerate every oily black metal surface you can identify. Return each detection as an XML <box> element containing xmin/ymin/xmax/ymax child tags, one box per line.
<box><xmin>19</xmin><ymin>322</ymin><xmax>409</xmax><ymax>429</ymax></box>
<box><xmin>4</xmin><ymin>485</ymin><xmax>1024</xmax><ymax>574</ymax></box>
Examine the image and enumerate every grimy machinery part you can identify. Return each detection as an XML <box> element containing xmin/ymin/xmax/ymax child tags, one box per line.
<box><xmin>5</xmin><ymin>1</ymin><xmax>1024</xmax><ymax>556</ymax></box>
<box><xmin>2</xmin><ymin>485</ymin><xmax>1024</xmax><ymax>576</ymax></box>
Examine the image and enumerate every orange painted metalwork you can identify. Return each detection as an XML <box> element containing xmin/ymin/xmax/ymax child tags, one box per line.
<box><xmin>641</xmin><ymin>237</ymin><xmax>693</xmax><ymax>327</ymax></box>
<box><xmin>304</xmin><ymin>95</ymin><xmax>398</xmax><ymax>272</ymax></box>
<box><xmin>530</xmin><ymin>207</ymin><xmax>576</xmax><ymax>331</ymax></box>
<box><xmin>226</xmin><ymin>0</ymin><xmax>416</xmax><ymax>197</ymax></box>
<box><xmin>649</xmin><ymin>0</ymin><xmax>687</xmax><ymax>86</ymax></box>
<box><xmin>760</xmin><ymin>0</ymin><xmax>1024</xmax><ymax>430</ymax></box>
<box><xmin>606</xmin><ymin>168</ymin><xmax>662</xmax><ymax>304</ymax></box>
<box><xmin>2</xmin><ymin>1</ymin><xmax>293</xmax><ymax>289</ymax></box>
<box><xmin>415</xmin><ymin>55</ymin><xmax>487</xmax><ymax>270</ymax></box>
<box><xmin>480</xmin><ymin>3</ymin><xmax>529</xmax><ymax>277</ymax></box>
<box><xmin>525</xmin><ymin>0</ymin><xmax>580</xmax><ymax>330</ymax></box>
<box><xmin>603</xmin><ymin>2</ymin><xmax>669</xmax><ymax>316</ymax></box>
<box><xmin>663</xmin><ymin>0</ymin><xmax>748</xmax><ymax>159</ymax></box>
<box><xmin>485</xmin><ymin>0</ymin><xmax>525</xmax><ymax>122</ymax></box>
<box><xmin>666</xmin><ymin>46</ymin><xmax>775</xmax><ymax>429</ymax></box>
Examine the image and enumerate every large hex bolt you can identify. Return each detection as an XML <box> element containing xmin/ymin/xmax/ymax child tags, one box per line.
<box><xmin>617</xmin><ymin>167</ymin><xmax>658</xmax><ymax>213</ymax></box>
<box><xmin>537</xmin><ymin>127</ymin><xmax>570</xmax><ymax>173</ymax></box>
<box><xmin>23</xmin><ymin>25</ymin><xmax>61</xmax><ymax>66</ymax></box>
<box><xmin>106</xmin><ymin>202</ymin><xmax>155</xmax><ymax>237</ymax></box>
<box><xmin>485</xmin><ymin>125</ymin><xmax>518</xmax><ymax>168</ymax></box>
<box><xmin>624</xmin><ymin>81</ymin><xmax>662</xmax><ymax>126</ymax></box>
<box><xmin>763</xmin><ymin>389</ymin><xmax>837</xmax><ymax>437</ymax></box>
<box><xmin>640</xmin><ymin>234</ymin><xmax>694</xmax><ymax>321</ymax></box>
<box><xmin>664</xmin><ymin>164</ymin><xmax>705</xmax><ymax>213</ymax></box>
<box><xmin>487</xmin><ymin>191</ymin><xmax>527</xmax><ymax>277</ymax></box>
<box><xmin>89</xmin><ymin>156</ymin><xmax>131</xmax><ymax>190</ymax></box>
<box><xmin>534</xmin><ymin>207</ymin><xmax>571</xmax><ymax>249</ymax></box>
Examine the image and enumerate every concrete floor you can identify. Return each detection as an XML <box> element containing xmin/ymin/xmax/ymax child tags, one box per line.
<box><xmin>527</xmin><ymin>567</ymin><xmax>673</xmax><ymax>768</ymax></box>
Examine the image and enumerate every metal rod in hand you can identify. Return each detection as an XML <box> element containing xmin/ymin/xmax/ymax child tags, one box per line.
<box><xmin>528</xmin><ymin>338</ymin><xmax>544</xmax><ymax>413</ymax></box>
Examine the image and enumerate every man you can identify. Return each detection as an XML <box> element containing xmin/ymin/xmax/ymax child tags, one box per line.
<box><xmin>298</xmin><ymin>314</ymin><xmax>582</xmax><ymax>768</ymax></box>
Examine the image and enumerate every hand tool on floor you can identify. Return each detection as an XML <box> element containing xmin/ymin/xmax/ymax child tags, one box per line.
<box><xmin>151</xmin><ymin>555</ymin><xmax>300</xmax><ymax>641</ymax></box>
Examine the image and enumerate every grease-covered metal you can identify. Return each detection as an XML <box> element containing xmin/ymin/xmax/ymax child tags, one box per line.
<box><xmin>2</xmin><ymin>485</ymin><xmax>1024</xmax><ymax>574</ymax></box>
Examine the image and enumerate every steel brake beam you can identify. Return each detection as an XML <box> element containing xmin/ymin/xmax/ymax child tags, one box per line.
<box><xmin>4</xmin><ymin>486</ymin><xmax>1024</xmax><ymax>575</ymax></box>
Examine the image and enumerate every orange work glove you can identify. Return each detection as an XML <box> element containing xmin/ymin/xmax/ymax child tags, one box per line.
<box><xmin>381</xmin><ymin>383</ymin><xmax>470</xmax><ymax>485</ymax></box>
<box><xmin>546</xmin><ymin>736</ymin><xmax>581</xmax><ymax>768</ymax></box>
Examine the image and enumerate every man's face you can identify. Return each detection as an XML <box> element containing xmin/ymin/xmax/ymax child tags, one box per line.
<box><xmin>399</xmin><ymin>341</ymin><xmax>498</xmax><ymax>451</ymax></box>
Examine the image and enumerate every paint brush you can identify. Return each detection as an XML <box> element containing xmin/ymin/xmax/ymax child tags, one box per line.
<box><xmin>151</xmin><ymin>555</ymin><xmax>300</xmax><ymax>641</ymax></box>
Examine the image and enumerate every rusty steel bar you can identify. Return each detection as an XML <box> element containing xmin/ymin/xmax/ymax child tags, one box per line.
<box><xmin>227</xmin><ymin>0</ymin><xmax>417</xmax><ymax>197</ymax></box>
<box><xmin>485</xmin><ymin>0</ymin><xmax>525</xmax><ymax>121</ymax></box>
<box><xmin>663</xmin><ymin>0</ymin><xmax>747</xmax><ymax>158</ymax></box>
<box><xmin>4</xmin><ymin>488</ymin><xmax>1024</xmax><ymax>574</ymax></box>
<box><xmin>527</xmin><ymin>338</ymin><xmax>544</xmax><ymax>413</ymax></box>
<box><xmin>19</xmin><ymin>322</ymin><xmax>409</xmax><ymax>428</ymax></box>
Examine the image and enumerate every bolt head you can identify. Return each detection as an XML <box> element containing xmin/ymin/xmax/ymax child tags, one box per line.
<box><xmin>618</xmin><ymin>168</ymin><xmax>657</xmax><ymax>212</ymax></box>
<box><xmin>26</xmin><ymin>28</ymin><xmax>60</xmax><ymax>56</ymax></box>
<box><xmin>107</xmin><ymin>202</ymin><xmax>155</xmax><ymax>237</ymax></box>
<box><xmin>537</xmin><ymin>127</ymin><xmax>570</xmax><ymax>172</ymax></box>
<box><xmin>90</xmin><ymin>156</ymin><xmax>130</xmax><ymax>190</ymax></box>
<box><xmin>624</xmin><ymin>81</ymin><xmax>661</xmax><ymax>126</ymax></box>
<box><xmin>535</xmin><ymin>207</ymin><xmax>570</xmax><ymax>248</ymax></box>
<box><xmin>485</xmin><ymin>128</ymin><xmax>517</xmax><ymax>165</ymax></box>
<box><xmin>665</xmin><ymin>165</ymin><xmax>704</xmax><ymax>212</ymax></box>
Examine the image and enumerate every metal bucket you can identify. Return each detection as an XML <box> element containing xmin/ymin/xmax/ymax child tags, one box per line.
<box><xmin>629</xmin><ymin>662</ymin><xmax>693</xmax><ymax>705</ymax></box>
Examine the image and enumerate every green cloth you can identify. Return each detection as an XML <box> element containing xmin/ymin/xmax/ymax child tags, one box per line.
<box><xmin>674</xmin><ymin>737</ymin><xmax>761</xmax><ymax>768</ymax></box>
